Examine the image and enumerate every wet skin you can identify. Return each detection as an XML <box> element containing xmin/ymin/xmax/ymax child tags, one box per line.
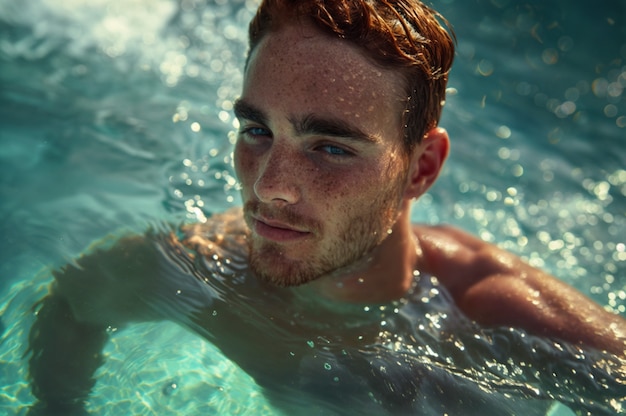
<box><xmin>233</xmin><ymin>22</ymin><xmax>448</xmax><ymax>301</ymax></box>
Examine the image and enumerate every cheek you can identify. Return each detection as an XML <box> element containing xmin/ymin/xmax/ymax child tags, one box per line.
<box><xmin>322</xmin><ymin>161</ymin><xmax>405</xmax><ymax>209</ymax></box>
<box><xmin>315</xmin><ymin>169</ymin><xmax>380</xmax><ymax>208</ymax></box>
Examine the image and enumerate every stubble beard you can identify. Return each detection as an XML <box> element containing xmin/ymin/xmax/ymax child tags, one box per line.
<box><xmin>246</xmin><ymin>182</ymin><xmax>405</xmax><ymax>288</ymax></box>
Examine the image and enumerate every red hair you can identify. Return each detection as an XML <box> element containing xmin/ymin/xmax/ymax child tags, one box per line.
<box><xmin>247</xmin><ymin>0</ymin><xmax>455</xmax><ymax>150</ymax></box>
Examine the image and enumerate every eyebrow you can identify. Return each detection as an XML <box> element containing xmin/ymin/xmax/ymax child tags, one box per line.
<box><xmin>233</xmin><ymin>99</ymin><xmax>268</xmax><ymax>126</ymax></box>
<box><xmin>233</xmin><ymin>99</ymin><xmax>378</xmax><ymax>144</ymax></box>
<box><xmin>293</xmin><ymin>114</ymin><xmax>379</xmax><ymax>144</ymax></box>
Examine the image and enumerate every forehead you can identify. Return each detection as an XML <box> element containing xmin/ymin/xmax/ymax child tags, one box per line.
<box><xmin>242</xmin><ymin>23</ymin><xmax>405</xmax><ymax>130</ymax></box>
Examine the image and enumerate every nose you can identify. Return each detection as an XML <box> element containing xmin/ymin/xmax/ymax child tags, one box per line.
<box><xmin>253</xmin><ymin>145</ymin><xmax>300</xmax><ymax>205</ymax></box>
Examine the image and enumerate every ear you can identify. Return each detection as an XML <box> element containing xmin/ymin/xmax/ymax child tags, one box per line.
<box><xmin>404</xmin><ymin>127</ymin><xmax>449</xmax><ymax>199</ymax></box>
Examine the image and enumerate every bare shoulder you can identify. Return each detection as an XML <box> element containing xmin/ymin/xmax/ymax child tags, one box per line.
<box><xmin>412</xmin><ymin>224</ymin><xmax>526</xmax><ymax>289</ymax></box>
<box><xmin>412</xmin><ymin>224</ymin><xmax>626</xmax><ymax>355</ymax></box>
<box><xmin>180</xmin><ymin>206</ymin><xmax>248</xmax><ymax>258</ymax></box>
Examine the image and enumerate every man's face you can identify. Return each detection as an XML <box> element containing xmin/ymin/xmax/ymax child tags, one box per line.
<box><xmin>234</xmin><ymin>22</ymin><xmax>411</xmax><ymax>287</ymax></box>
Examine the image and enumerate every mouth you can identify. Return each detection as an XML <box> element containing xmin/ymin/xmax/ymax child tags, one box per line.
<box><xmin>252</xmin><ymin>216</ymin><xmax>311</xmax><ymax>243</ymax></box>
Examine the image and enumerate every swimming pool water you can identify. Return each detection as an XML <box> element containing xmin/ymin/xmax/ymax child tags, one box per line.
<box><xmin>0</xmin><ymin>0</ymin><xmax>624</xmax><ymax>414</ymax></box>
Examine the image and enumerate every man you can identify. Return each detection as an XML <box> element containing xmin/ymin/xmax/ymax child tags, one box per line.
<box><xmin>27</xmin><ymin>0</ymin><xmax>625</xmax><ymax>414</ymax></box>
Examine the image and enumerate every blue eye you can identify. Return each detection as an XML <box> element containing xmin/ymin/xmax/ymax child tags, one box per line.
<box><xmin>319</xmin><ymin>144</ymin><xmax>351</xmax><ymax>156</ymax></box>
<box><xmin>239</xmin><ymin>126</ymin><xmax>272</xmax><ymax>145</ymax></box>
<box><xmin>244</xmin><ymin>127</ymin><xmax>270</xmax><ymax>137</ymax></box>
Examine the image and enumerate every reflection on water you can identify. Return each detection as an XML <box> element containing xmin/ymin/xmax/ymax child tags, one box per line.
<box><xmin>0</xmin><ymin>0</ymin><xmax>624</xmax><ymax>415</ymax></box>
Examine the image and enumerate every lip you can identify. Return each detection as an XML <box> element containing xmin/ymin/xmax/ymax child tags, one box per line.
<box><xmin>252</xmin><ymin>217</ymin><xmax>310</xmax><ymax>242</ymax></box>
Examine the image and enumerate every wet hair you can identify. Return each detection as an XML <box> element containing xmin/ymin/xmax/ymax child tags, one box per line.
<box><xmin>247</xmin><ymin>0</ymin><xmax>455</xmax><ymax>151</ymax></box>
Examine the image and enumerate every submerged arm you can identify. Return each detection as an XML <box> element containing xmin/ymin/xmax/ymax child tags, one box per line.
<box><xmin>28</xmin><ymin>294</ymin><xmax>108</xmax><ymax>415</ymax></box>
<box><xmin>27</xmin><ymin>234</ymin><xmax>167</xmax><ymax>413</ymax></box>
<box><xmin>414</xmin><ymin>225</ymin><xmax>626</xmax><ymax>355</ymax></box>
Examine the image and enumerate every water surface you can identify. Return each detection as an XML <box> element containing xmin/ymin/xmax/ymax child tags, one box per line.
<box><xmin>0</xmin><ymin>0</ymin><xmax>625</xmax><ymax>414</ymax></box>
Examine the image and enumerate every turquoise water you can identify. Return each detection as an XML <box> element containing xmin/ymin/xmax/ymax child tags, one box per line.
<box><xmin>0</xmin><ymin>0</ymin><xmax>624</xmax><ymax>414</ymax></box>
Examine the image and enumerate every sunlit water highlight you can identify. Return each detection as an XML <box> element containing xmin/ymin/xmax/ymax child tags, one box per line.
<box><xmin>0</xmin><ymin>0</ymin><xmax>624</xmax><ymax>415</ymax></box>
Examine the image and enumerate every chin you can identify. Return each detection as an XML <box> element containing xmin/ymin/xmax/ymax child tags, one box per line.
<box><xmin>252</xmin><ymin>263</ymin><xmax>320</xmax><ymax>287</ymax></box>
<box><xmin>248</xmin><ymin>246</ymin><xmax>343</xmax><ymax>288</ymax></box>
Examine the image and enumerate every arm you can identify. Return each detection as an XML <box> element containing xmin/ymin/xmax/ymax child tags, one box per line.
<box><xmin>28</xmin><ymin>294</ymin><xmax>108</xmax><ymax>415</ymax></box>
<box><xmin>27</xmin><ymin>234</ymin><xmax>166</xmax><ymax>413</ymax></box>
<box><xmin>414</xmin><ymin>225</ymin><xmax>626</xmax><ymax>355</ymax></box>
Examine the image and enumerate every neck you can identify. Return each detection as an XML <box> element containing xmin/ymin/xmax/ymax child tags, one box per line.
<box><xmin>300</xmin><ymin>205</ymin><xmax>419</xmax><ymax>304</ymax></box>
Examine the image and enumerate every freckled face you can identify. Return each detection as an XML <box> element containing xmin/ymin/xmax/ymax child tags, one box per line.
<box><xmin>234</xmin><ymin>23</ymin><xmax>410</xmax><ymax>287</ymax></box>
